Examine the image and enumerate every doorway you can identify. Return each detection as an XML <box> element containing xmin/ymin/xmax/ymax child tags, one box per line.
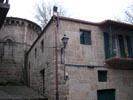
<box><xmin>97</xmin><ymin>89</ymin><xmax>115</xmax><ymax>100</ymax></box>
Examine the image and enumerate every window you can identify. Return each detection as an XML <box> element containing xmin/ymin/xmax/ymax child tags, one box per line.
<box><xmin>40</xmin><ymin>69</ymin><xmax>45</xmax><ymax>93</ymax></box>
<box><xmin>80</xmin><ymin>29</ymin><xmax>91</xmax><ymax>45</ymax></box>
<box><xmin>97</xmin><ymin>89</ymin><xmax>115</xmax><ymax>100</ymax></box>
<box><xmin>41</xmin><ymin>40</ymin><xmax>44</xmax><ymax>53</ymax></box>
<box><xmin>126</xmin><ymin>36</ymin><xmax>133</xmax><ymax>58</ymax></box>
<box><xmin>103</xmin><ymin>32</ymin><xmax>110</xmax><ymax>59</ymax></box>
<box><xmin>35</xmin><ymin>48</ymin><xmax>37</xmax><ymax>58</ymax></box>
<box><xmin>4</xmin><ymin>39</ymin><xmax>15</xmax><ymax>58</ymax></box>
<box><xmin>118</xmin><ymin>35</ymin><xmax>126</xmax><ymax>57</ymax></box>
<box><xmin>98</xmin><ymin>70</ymin><xmax>107</xmax><ymax>82</ymax></box>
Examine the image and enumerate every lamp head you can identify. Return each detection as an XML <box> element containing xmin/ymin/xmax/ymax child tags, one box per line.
<box><xmin>61</xmin><ymin>34</ymin><xmax>69</xmax><ymax>48</ymax></box>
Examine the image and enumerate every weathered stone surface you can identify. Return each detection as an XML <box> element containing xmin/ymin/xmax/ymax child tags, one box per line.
<box><xmin>27</xmin><ymin>17</ymin><xmax>133</xmax><ymax>100</ymax></box>
<box><xmin>0</xmin><ymin>17</ymin><xmax>41</xmax><ymax>85</ymax></box>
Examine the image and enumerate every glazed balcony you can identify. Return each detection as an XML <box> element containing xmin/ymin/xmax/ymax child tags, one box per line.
<box><xmin>104</xmin><ymin>32</ymin><xmax>133</xmax><ymax>69</ymax></box>
<box><xmin>0</xmin><ymin>0</ymin><xmax>10</xmax><ymax>29</ymax></box>
<box><xmin>105</xmin><ymin>54</ymin><xmax>133</xmax><ymax>69</ymax></box>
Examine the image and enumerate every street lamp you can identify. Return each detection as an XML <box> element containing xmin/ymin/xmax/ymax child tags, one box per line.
<box><xmin>61</xmin><ymin>34</ymin><xmax>69</xmax><ymax>81</ymax></box>
<box><xmin>61</xmin><ymin>34</ymin><xmax>69</xmax><ymax>48</ymax></box>
<box><xmin>53</xmin><ymin>6</ymin><xmax>58</xmax><ymax>13</ymax></box>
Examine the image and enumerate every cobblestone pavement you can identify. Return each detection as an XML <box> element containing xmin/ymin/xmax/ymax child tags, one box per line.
<box><xmin>0</xmin><ymin>86</ymin><xmax>45</xmax><ymax>99</ymax></box>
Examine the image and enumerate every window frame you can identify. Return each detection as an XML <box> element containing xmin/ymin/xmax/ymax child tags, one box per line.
<box><xmin>80</xmin><ymin>29</ymin><xmax>92</xmax><ymax>45</ymax></box>
<box><xmin>98</xmin><ymin>70</ymin><xmax>107</xmax><ymax>82</ymax></box>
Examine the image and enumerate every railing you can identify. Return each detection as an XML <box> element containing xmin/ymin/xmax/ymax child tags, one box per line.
<box><xmin>111</xmin><ymin>49</ymin><xmax>129</xmax><ymax>58</ymax></box>
<box><xmin>0</xmin><ymin>0</ymin><xmax>9</xmax><ymax>4</ymax></box>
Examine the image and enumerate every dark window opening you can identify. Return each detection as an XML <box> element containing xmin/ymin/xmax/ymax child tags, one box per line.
<box><xmin>35</xmin><ymin>48</ymin><xmax>37</xmax><ymax>58</ymax></box>
<box><xmin>41</xmin><ymin>40</ymin><xmax>44</xmax><ymax>53</ymax></box>
<box><xmin>80</xmin><ymin>29</ymin><xmax>91</xmax><ymax>45</ymax></box>
<box><xmin>40</xmin><ymin>69</ymin><xmax>45</xmax><ymax>93</ymax></box>
<box><xmin>98</xmin><ymin>70</ymin><xmax>107</xmax><ymax>82</ymax></box>
<box><xmin>97</xmin><ymin>89</ymin><xmax>115</xmax><ymax>100</ymax></box>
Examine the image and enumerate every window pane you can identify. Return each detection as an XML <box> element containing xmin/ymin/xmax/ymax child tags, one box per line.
<box><xmin>84</xmin><ymin>37</ymin><xmax>90</xmax><ymax>44</ymax></box>
<box><xmin>126</xmin><ymin>36</ymin><xmax>133</xmax><ymax>58</ymax></box>
<box><xmin>80</xmin><ymin>30</ymin><xmax>91</xmax><ymax>45</ymax></box>
<box><xmin>118</xmin><ymin>35</ymin><xmax>126</xmax><ymax>57</ymax></box>
<box><xmin>103</xmin><ymin>32</ymin><xmax>110</xmax><ymax>59</ymax></box>
<box><xmin>80</xmin><ymin>32</ymin><xmax>85</xmax><ymax>44</ymax></box>
<box><xmin>98</xmin><ymin>70</ymin><xmax>107</xmax><ymax>82</ymax></box>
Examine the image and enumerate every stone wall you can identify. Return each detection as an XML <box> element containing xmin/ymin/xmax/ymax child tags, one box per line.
<box><xmin>28</xmin><ymin>20</ymin><xmax>57</xmax><ymax>99</ymax></box>
<box><xmin>27</xmin><ymin>17</ymin><xmax>133</xmax><ymax>100</ymax></box>
<box><xmin>58</xmin><ymin>20</ymin><xmax>105</xmax><ymax>66</ymax></box>
<box><xmin>0</xmin><ymin>43</ymin><xmax>26</xmax><ymax>85</ymax></box>
<box><xmin>0</xmin><ymin>17</ymin><xmax>41</xmax><ymax>85</ymax></box>
<box><xmin>58</xmin><ymin>19</ymin><xmax>133</xmax><ymax>100</ymax></box>
<box><xmin>65</xmin><ymin>66</ymin><xmax>133</xmax><ymax>100</ymax></box>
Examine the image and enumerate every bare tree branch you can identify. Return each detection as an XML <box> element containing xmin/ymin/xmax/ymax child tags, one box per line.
<box><xmin>34</xmin><ymin>1</ymin><xmax>68</xmax><ymax>28</ymax></box>
<box><xmin>124</xmin><ymin>5</ymin><xmax>133</xmax><ymax>24</ymax></box>
<box><xmin>115</xmin><ymin>4</ymin><xmax>133</xmax><ymax>24</ymax></box>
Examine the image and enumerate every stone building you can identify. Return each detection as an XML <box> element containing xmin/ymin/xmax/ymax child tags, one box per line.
<box><xmin>0</xmin><ymin>1</ymin><xmax>46</xmax><ymax>99</ymax></box>
<box><xmin>0</xmin><ymin>0</ymin><xmax>10</xmax><ymax>29</ymax></box>
<box><xmin>27</xmin><ymin>16</ymin><xmax>133</xmax><ymax>100</ymax></box>
<box><xmin>0</xmin><ymin>1</ymin><xmax>133</xmax><ymax>99</ymax></box>
<box><xmin>0</xmin><ymin>17</ymin><xmax>41</xmax><ymax>85</ymax></box>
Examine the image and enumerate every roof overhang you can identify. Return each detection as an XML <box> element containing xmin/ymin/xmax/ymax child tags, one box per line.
<box><xmin>99</xmin><ymin>20</ymin><xmax>133</xmax><ymax>29</ymax></box>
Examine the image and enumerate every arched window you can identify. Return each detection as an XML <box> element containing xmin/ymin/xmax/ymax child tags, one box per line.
<box><xmin>3</xmin><ymin>38</ymin><xmax>15</xmax><ymax>59</ymax></box>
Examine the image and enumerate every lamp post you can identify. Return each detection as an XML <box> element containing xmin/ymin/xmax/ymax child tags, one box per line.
<box><xmin>61</xmin><ymin>34</ymin><xmax>69</xmax><ymax>80</ymax></box>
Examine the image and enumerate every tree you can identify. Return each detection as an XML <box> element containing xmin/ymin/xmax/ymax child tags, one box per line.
<box><xmin>34</xmin><ymin>1</ymin><xmax>67</xmax><ymax>28</ymax></box>
<box><xmin>124</xmin><ymin>4</ymin><xmax>133</xmax><ymax>24</ymax></box>
<box><xmin>115</xmin><ymin>4</ymin><xmax>133</xmax><ymax>24</ymax></box>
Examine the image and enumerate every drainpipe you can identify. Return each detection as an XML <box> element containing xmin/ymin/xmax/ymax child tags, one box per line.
<box><xmin>53</xmin><ymin>15</ymin><xmax>59</xmax><ymax>100</ymax></box>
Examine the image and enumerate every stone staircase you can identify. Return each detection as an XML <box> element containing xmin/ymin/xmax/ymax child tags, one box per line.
<box><xmin>0</xmin><ymin>86</ymin><xmax>47</xmax><ymax>100</ymax></box>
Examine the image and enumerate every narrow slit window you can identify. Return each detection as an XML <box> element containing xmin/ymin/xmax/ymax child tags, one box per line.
<box><xmin>35</xmin><ymin>48</ymin><xmax>37</xmax><ymax>58</ymax></box>
<box><xmin>41</xmin><ymin>40</ymin><xmax>44</xmax><ymax>53</ymax></box>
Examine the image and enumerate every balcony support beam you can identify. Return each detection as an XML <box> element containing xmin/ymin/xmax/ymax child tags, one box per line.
<box><xmin>105</xmin><ymin>57</ymin><xmax>133</xmax><ymax>69</ymax></box>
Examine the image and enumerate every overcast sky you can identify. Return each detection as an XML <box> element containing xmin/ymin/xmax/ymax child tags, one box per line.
<box><xmin>7</xmin><ymin>0</ymin><xmax>132</xmax><ymax>24</ymax></box>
